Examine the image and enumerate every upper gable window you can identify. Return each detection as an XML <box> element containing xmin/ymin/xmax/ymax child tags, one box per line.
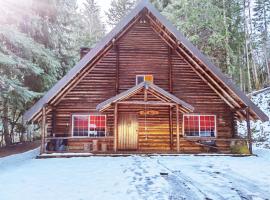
<box><xmin>136</xmin><ymin>75</ymin><xmax>153</xmax><ymax>85</ymax></box>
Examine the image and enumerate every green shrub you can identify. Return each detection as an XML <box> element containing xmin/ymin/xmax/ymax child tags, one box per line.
<box><xmin>230</xmin><ymin>144</ymin><xmax>250</xmax><ymax>154</ymax></box>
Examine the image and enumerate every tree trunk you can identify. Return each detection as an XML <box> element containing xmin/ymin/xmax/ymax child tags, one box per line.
<box><xmin>243</xmin><ymin>0</ymin><xmax>252</xmax><ymax>91</ymax></box>
<box><xmin>2</xmin><ymin>99</ymin><xmax>12</xmax><ymax>146</ymax></box>
<box><xmin>263</xmin><ymin>1</ymin><xmax>270</xmax><ymax>82</ymax></box>
<box><xmin>223</xmin><ymin>0</ymin><xmax>231</xmax><ymax>76</ymax></box>
<box><xmin>247</xmin><ymin>0</ymin><xmax>260</xmax><ymax>89</ymax></box>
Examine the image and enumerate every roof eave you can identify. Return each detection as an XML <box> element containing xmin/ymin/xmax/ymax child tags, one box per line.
<box><xmin>96</xmin><ymin>82</ymin><xmax>194</xmax><ymax>112</ymax></box>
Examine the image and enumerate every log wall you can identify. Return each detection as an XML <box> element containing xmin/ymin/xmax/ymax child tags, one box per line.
<box><xmin>45</xmin><ymin>20</ymin><xmax>234</xmax><ymax>153</ymax></box>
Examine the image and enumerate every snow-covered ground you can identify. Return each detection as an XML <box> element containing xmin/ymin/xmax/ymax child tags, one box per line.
<box><xmin>0</xmin><ymin>148</ymin><xmax>269</xmax><ymax>200</ymax></box>
<box><xmin>238</xmin><ymin>88</ymin><xmax>270</xmax><ymax>149</ymax></box>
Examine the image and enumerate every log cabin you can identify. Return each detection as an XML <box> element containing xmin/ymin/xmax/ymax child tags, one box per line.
<box><xmin>23</xmin><ymin>0</ymin><xmax>268</xmax><ymax>155</ymax></box>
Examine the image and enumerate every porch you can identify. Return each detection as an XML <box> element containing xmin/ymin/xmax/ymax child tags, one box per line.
<box><xmin>41</xmin><ymin>134</ymin><xmax>250</xmax><ymax>155</ymax></box>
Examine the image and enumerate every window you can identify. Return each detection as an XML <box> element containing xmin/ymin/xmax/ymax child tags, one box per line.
<box><xmin>72</xmin><ymin>114</ymin><xmax>106</xmax><ymax>137</ymax></box>
<box><xmin>183</xmin><ymin>115</ymin><xmax>216</xmax><ymax>137</ymax></box>
<box><xmin>136</xmin><ymin>75</ymin><xmax>153</xmax><ymax>84</ymax></box>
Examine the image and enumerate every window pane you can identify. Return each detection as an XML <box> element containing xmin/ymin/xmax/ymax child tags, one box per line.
<box><xmin>136</xmin><ymin>76</ymin><xmax>144</xmax><ymax>84</ymax></box>
<box><xmin>73</xmin><ymin>116</ymin><xmax>88</xmax><ymax>137</ymax></box>
<box><xmin>145</xmin><ymin>75</ymin><xmax>153</xmax><ymax>83</ymax></box>
<box><xmin>89</xmin><ymin>115</ymin><xmax>106</xmax><ymax>137</ymax></box>
<box><xmin>184</xmin><ymin>115</ymin><xmax>199</xmax><ymax>136</ymax></box>
<box><xmin>200</xmin><ymin>115</ymin><xmax>215</xmax><ymax>137</ymax></box>
<box><xmin>184</xmin><ymin>115</ymin><xmax>216</xmax><ymax>137</ymax></box>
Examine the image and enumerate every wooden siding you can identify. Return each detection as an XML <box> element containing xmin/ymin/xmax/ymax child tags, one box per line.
<box><xmin>45</xmin><ymin>20</ymin><xmax>234</xmax><ymax>153</ymax></box>
<box><xmin>118</xmin><ymin>22</ymin><xmax>169</xmax><ymax>92</ymax></box>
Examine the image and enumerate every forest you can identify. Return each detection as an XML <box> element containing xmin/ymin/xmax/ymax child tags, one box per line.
<box><xmin>0</xmin><ymin>0</ymin><xmax>270</xmax><ymax>146</ymax></box>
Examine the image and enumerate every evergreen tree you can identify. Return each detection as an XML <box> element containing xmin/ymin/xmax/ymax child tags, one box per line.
<box><xmin>50</xmin><ymin>0</ymin><xmax>83</xmax><ymax>76</ymax></box>
<box><xmin>0</xmin><ymin>0</ymin><xmax>108</xmax><ymax>146</ymax></box>
<box><xmin>80</xmin><ymin>0</ymin><xmax>106</xmax><ymax>47</ymax></box>
<box><xmin>162</xmin><ymin>0</ymin><xmax>229</xmax><ymax>72</ymax></box>
<box><xmin>253</xmin><ymin>0</ymin><xmax>270</xmax><ymax>84</ymax></box>
<box><xmin>0</xmin><ymin>25</ymin><xmax>60</xmax><ymax>145</ymax></box>
<box><xmin>150</xmin><ymin>0</ymin><xmax>171</xmax><ymax>11</ymax></box>
<box><xmin>106</xmin><ymin>0</ymin><xmax>137</xmax><ymax>27</ymax></box>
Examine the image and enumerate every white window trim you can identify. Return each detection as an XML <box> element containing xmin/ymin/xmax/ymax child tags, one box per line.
<box><xmin>183</xmin><ymin>114</ymin><xmax>217</xmax><ymax>138</ymax></box>
<box><xmin>71</xmin><ymin>114</ymin><xmax>107</xmax><ymax>137</ymax></box>
<box><xmin>136</xmin><ymin>74</ymin><xmax>153</xmax><ymax>85</ymax></box>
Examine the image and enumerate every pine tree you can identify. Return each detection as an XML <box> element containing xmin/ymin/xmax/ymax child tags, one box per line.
<box><xmin>106</xmin><ymin>0</ymin><xmax>137</xmax><ymax>27</ymax></box>
<box><xmin>80</xmin><ymin>0</ymin><xmax>106</xmax><ymax>47</ymax></box>
<box><xmin>162</xmin><ymin>0</ymin><xmax>229</xmax><ymax>72</ymax></box>
<box><xmin>150</xmin><ymin>0</ymin><xmax>171</xmax><ymax>11</ymax></box>
<box><xmin>50</xmin><ymin>0</ymin><xmax>83</xmax><ymax>76</ymax></box>
<box><xmin>0</xmin><ymin>0</ymin><xmax>108</xmax><ymax>145</ymax></box>
<box><xmin>253</xmin><ymin>0</ymin><xmax>270</xmax><ymax>84</ymax></box>
<box><xmin>0</xmin><ymin>25</ymin><xmax>59</xmax><ymax>145</ymax></box>
<box><xmin>0</xmin><ymin>0</ymin><xmax>60</xmax><ymax>145</ymax></box>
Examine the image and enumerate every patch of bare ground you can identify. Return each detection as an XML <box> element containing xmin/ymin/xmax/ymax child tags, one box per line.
<box><xmin>0</xmin><ymin>140</ymin><xmax>40</xmax><ymax>158</ymax></box>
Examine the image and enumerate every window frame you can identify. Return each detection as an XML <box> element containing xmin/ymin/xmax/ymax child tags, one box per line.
<box><xmin>182</xmin><ymin>114</ymin><xmax>217</xmax><ymax>138</ymax></box>
<box><xmin>136</xmin><ymin>74</ymin><xmax>153</xmax><ymax>85</ymax></box>
<box><xmin>71</xmin><ymin>114</ymin><xmax>107</xmax><ymax>138</ymax></box>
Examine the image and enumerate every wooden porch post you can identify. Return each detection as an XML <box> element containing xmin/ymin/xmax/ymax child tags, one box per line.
<box><xmin>176</xmin><ymin>105</ymin><xmax>180</xmax><ymax>152</ymax></box>
<box><xmin>169</xmin><ymin>107</ymin><xmax>173</xmax><ymax>150</ymax></box>
<box><xmin>40</xmin><ymin>105</ymin><xmax>46</xmax><ymax>154</ymax></box>
<box><xmin>114</xmin><ymin>103</ymin><xmax>118</xmax><ymax>152</ymax></box>
<box><xmin>51</xmin><ymin>107</ymin><xmax>56</xmax><ymax>136</ymax></box>
<box><xmin>246</xmin><ymin>107</ymin><xmax>252</xmax><ymax>154</ymax></box>
<box><xmin>168</xmin><ymin>47</ymin><xmax>174</xmax><ymax>150</ymax></box>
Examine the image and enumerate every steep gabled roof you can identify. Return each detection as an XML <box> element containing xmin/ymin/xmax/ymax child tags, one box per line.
<box><xmin>96</xmin><ymin>81</ymin><xmax>194</xmax><ymax>112</ymax></box>
<box><xmin>23</xmin><ymin>0</ymin><xmax>268</xmax><ymax>123</ymax></box>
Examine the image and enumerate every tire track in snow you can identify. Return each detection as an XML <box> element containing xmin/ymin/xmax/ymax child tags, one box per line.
<box><xmin>149</xmin><ymin>156</ymin><xmax>217</xmax><ymax>200</ymax></box>
<box><xmin>155</xmin><ymin>157</ymin><xmax>269</xmax><ymax>200</ymax></box>
<box><xmin>199</xmin><ymin>167</ymin><xmax>270</xmax><ymax>200</ymax></box>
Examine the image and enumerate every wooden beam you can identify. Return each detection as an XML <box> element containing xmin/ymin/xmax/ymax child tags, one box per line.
<box><xmin>168</xmin><ymin>47</ymin><xmax>173</xmax><ymax>93</ymax></box>
<box><xmin>115</xmin><ymin>44</ymin><xmax>119</xmax><ymax>94</ymax></box>
<box><xmin>169</xmin><ymin>106</ymin><xmax>173</xmax><ymax>150</ymax></box>
<box><xmin>147</xmin><ymin>89</ymin><xmax>168</xmax><ymax>102</ymax></box>
<box><xmin>231</xmin><ymin>111</ymin><xmax>239</xmax><ymax>138</ymax></box>
<box><xmin>176</xmin><ymin>105</ymin><xmax>180</xmax><ymax>152</ymax></box>
<box><xmin>184</xmin><ymin>137</ymin><xmax>249</xmax><ymax>141</ymax></box>
<box><xmin>144</xmin><ymin>88</ymin><xmax>148</xmax><ymax>101</ymax></box>
<box><xmin>246</xmin><ymin>107</ymin><xmax>252</xmax><ymax>154</ymax></box>
<box><xmin>118</xmin><ymin>101</ymin><xmax>176</xmax><ymax>106</ymax></box>
<box><xmin>114</xmin><ymin>103</ymin><xmax>118</xmax><ymax>152</ymax></box>
<box><xmin>97</xmin><ymin>88</ymin><xmax>144</xmax><ymax>112</ymax></box>
<box><xmin>51</xmin><ymin>107</ymin><xmax>56</xmax><ymax>136</ymax></box>
<box><xmin>148</xmin><ymin>89</ymin><xmax>171</xmax><ymax>102</ymax></box>
<box><xmin>40</xmin><ymin>105</ymin><xmax>46</xmax><ymax>154</ymax></box>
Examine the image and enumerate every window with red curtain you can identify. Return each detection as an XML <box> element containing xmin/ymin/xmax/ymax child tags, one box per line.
<box><xmin>184</xmin><ymin>115</ymin><xmax>216</xmax><ymax>137</ymax></box>
<box><xmin>73</xmin><ymin>116</ymin><xmax>88</xmax><ymax>137</ymax></box>
<box><xmin>72</xmin><ymin>115</ymin><xmax>106</xmax><ymax>137</ymax></box>
<box><xmin>89</xmin><ymin>115</ymin><xmax>106</xmax><ymax>137</ymax></box>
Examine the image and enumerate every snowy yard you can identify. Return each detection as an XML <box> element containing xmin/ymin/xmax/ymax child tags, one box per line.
<box><xmin>0</xmin><ymin>149</ymin><xmax>270</xmax><ymax>200</ymax></box>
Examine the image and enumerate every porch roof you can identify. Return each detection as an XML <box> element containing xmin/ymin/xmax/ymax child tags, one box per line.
<box><xmin>96</xmin><ymin>82</ymin><xmax>194</xmax><ymax>112</ymax></box>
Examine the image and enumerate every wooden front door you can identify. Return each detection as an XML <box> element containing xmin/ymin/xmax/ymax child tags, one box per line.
<box><xmin>118</xmin><ymin>114</ymin><xmax>138</xmax><ymax>150</ymax></box>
